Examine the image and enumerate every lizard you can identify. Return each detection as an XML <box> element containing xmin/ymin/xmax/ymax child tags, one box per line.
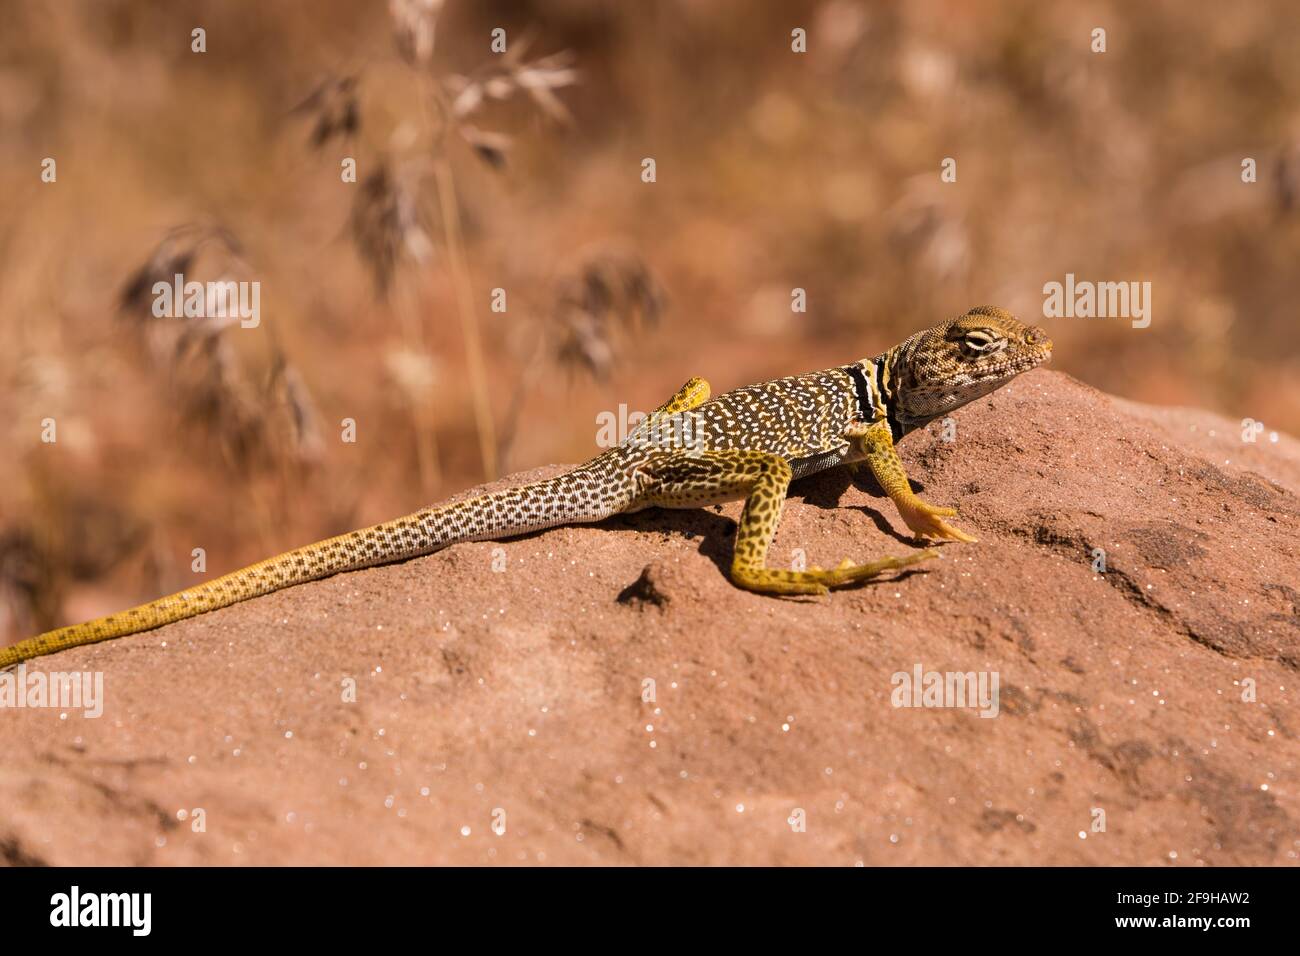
<box><xmin>0</xmin><ymin>306</ymin><xmax>1051</xmax><ymax>668</ymax></box>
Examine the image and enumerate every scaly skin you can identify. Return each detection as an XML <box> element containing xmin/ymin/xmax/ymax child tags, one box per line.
<box><xmin>0</xmin><ymin>306</ymin><xmax>1051</xmax><ymax>667</ymax></box>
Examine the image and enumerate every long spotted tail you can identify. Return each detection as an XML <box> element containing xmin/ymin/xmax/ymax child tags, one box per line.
<box><xmin>0</xmin><ymin>469</ymin><xmax>622</xmax><ymax>668</ymax></box>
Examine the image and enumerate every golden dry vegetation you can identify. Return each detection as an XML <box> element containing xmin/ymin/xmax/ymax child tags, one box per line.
<box><xmin>2</xmin><ymin>0</ymin><xmax>1298</xmax><ymax>642</ymax></box>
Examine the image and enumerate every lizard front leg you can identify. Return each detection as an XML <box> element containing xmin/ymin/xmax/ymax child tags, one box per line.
<box><xmin>847</xmin><ymin>420</ymin><xmax>977</xmax><ymax>543</ymax></box>
<box><xmin>635</xmin><ymin>448</ymin><xmax>936</xmax><ymax>596</ymax></box>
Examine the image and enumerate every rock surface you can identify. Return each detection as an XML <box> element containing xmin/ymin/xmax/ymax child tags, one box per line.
<box><xmin>2</xmin><ymin>369</ymin><xmax>1298</xmax><ymax>865</ymax></box>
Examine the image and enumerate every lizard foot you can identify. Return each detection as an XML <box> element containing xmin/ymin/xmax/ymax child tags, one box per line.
<box><xmin>897</xmin><ymin>499</ymin><xmax>977</xmax><ymax>543</ymax></box>
<box><xmin>733</xmin><ymin>549</ymin><xmax>938</xmax><ymax>597</ymax></box>
<box><xmin>806</xmin><ymin>549</ymin><xmax>940</xmax><ymax>588</ymax></box>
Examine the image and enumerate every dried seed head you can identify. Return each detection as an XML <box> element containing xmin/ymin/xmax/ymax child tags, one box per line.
<box><xmin>290</xmin><ymin>73</ymin><xmax>360</xmax><ymax>150</ymax></box>
<box><xmin>458</xmin><ymin>124</ymin><xmax>512</xmax><ymax>170</ymax></box>
<box><xmin>349</xmin><ymin>162</ymin><xmax>434</xmax><ymax>295</ymax></box>
<box><xmin>119</xmin><ymin>223</ymin><xmax>243</xmax><ymax>319</ymax></box>
<box><xmin>1276</xmin><ymin>141</ymin><xmax>1300</xmax><ymax>214</ymax></box>
<box><xmin>268</xmin><ymin>349</ymin><xmax>326</xmax><ymax>466</ymax></box>
<box><xmin>554</xmin><ymin>250</ymin><xmax>666</xmax><ymax>380</ymax></box>
<box><xmin>445</xmin><ymin>47</ymin><xmax>578</xmax><ymax>124</ymax></box>
<box><xmin>117</xmin><ymin>225</ymin><xmax>322</xmax><ymax>474</ymax></box>
<box><xmin>173</xmin><ymin>334</ymin><xmax>266</xmax><ymax>470</ymax></box>
<box><xmin>389</xmin><ymin>0</ymin><xmax>444</xmax><ymax>66</ymax></box>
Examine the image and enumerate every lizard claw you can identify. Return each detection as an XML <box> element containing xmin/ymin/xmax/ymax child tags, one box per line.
<box><xmin>898</xmin><ymin>499</ymin><xmax>978</xmax><ymax>543</ymax></box>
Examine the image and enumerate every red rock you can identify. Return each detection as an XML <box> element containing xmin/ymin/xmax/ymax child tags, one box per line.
<box><xmin>2</xmin><ymin>370</ymin><xmax>1297</xmax><ymax>865</ymax></box>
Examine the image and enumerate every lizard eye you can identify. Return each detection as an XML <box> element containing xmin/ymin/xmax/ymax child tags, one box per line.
<box><xmin>961</xmin><ymin>329</ymin><xmax>999</xmax><ymax>354</ymax></box>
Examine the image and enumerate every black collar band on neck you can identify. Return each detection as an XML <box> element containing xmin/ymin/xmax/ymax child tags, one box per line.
<box><xmin>843</xmin><ymin>364</ymin><xmax>874</xmax><ymax>424</ymax></box>
<box><xmin>844</xmin><ymin>361</ymin><xmax>905</xmax><ymax>442</ymax></box>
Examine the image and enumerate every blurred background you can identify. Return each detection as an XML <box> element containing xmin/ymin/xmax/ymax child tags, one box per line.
<box><xmin>2</xmin><ymin>0</ymin><xmax>1299</xmax><ymax>644</ymax></box>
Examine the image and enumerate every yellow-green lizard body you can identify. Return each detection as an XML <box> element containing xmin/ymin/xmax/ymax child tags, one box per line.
<box><xmin>0</xmin><ymin>306</ymin><xmax>1051</xmax><ymax>667</ymax></box>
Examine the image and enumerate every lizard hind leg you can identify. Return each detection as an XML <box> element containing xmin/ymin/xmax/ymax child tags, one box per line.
<box><xmin>627</xmin><ymin>377</ymin><xmax>712</xmax><ymax>453</ymax></box>
<box><xmin>650</xmin><ymin>377</ymin><xmax>711</xmax><ymax>418</ymax></box>
<box><xmin>637</xmin><ymin>449</ymin><xmax>937</xmax><ymax>597</ymax></box>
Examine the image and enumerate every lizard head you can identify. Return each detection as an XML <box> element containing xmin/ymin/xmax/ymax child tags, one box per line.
<box><xmin>888</xmin><ymin>306</ymin><xmax>1052</xmax><ymax>434</ymax></box>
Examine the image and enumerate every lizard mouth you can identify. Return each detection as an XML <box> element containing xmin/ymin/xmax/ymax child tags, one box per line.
<box><xmin>974</xmin><ymin>349</ymin><xmax>1050</xmax><ymax>382</ymax></box>
<box><xmin>1022</xmin><ymin>342</ymin><xmax>1053</xmax><ymax>370</ymax></box>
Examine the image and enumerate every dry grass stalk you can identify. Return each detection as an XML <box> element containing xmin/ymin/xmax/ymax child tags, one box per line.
<box><xmin>345</xmin><ymin>156</ymin><xmax>444</xmax><ymax>486</ymax></box>
<box><xmin>311</xmin><ymin>1</ymin><xmax>579</xmax><ymax>482</ymax></box>
<box><xmin>424</xmin><ymin>32</ymin><xmax>577</xmax><ymax>478</ymax></box>
<box><xmin>384</xmin><ymin>345</ymin><xmax>443</xmax><ymax>492</ymax></box>
<box><xmin>430</xmin><ymin>154</ymin><xmax>498</xmax><ymax>479</ymax></box>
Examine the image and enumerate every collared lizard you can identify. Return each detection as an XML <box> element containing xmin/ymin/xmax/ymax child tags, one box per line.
<box><xmin>0</xmin><ymin>306</ymin><xmax>1051</xmax><ymax>667</ymax></box>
